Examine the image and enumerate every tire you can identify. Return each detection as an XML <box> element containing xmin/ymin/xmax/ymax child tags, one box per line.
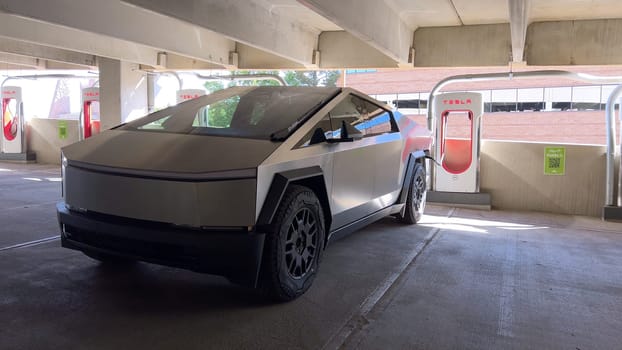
<box><xmin>399</xmin><ymin>162</ymin><xmax>426</xmax><ymax>224</ymax></box>
<box><xmin>262</xmin><ymin>185</ymin><xmax>325</xmax><ymax>301</ymax></box>
<box><xmin>83</xmin><ymin>251</ymin><xmax>135</xmax><ymax>265</ymax></box>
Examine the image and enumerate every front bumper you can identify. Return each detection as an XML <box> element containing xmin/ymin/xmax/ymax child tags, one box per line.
<box><xmin>57</xmin><ymin>202</ymin><xmax>265</xmax><ymax>287</ymax></box>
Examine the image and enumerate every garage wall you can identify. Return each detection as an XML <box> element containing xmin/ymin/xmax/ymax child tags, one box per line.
<box><xmin>27</xmin><ymin>118</ymin><xmax>79</xmax><ymax>164</ymax></box>
<box><xmin>480</xmin><ymin>140</ymin><xmax>613</xmax><ymax>217</ymax></box>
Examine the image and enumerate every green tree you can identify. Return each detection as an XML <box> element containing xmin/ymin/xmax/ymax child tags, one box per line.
<box><xmin>207</xmin><ymin>96</ymin><xmax>239</xmax><ymax>127</ymax></box>
<box><xmin>204</xmin><ymin>80</ymin><xmax>225</xmax><ymax>93</ymax></box>
<box><xmin>204</xmin><ymin>70</ymin><xmax>341</xmax><ymax>89</ymax></box>
<box><xmin>200</xmin><ymin>70</ymin><xmax>341</xmax><ymax>128</ymax></box>
<box><xmin>201</xmin><ymin>81</ymin><xmax>237</xmax><ymax>127</ymax></box>
<box><xmin>227</xmin><ymin>70</ymin><xmax>282</xmax><ymax>87</ymax></box>
<box><xmin>283</xmin><ymin>71</ymin><xmax>340</xmax><ymax>87</ymax></box>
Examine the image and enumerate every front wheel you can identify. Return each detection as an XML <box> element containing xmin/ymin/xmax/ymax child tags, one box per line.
<box><xmin>398</xmin><ymin>162</ymin><xmax>426</xmax><ymax>224</ymax></box>
<box><xmin>262</xmin><ymin>185</ymin><xmax>325</xmax><ymax>301</ymax></box>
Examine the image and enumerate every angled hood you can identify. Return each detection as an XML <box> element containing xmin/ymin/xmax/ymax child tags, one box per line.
<box><xmin>62</xmin><ymin>130</ymin><xmax>280</xmax><ymax>175</ymax></box>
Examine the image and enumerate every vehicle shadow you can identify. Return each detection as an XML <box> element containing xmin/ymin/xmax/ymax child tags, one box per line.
<box><xmin>62</xmin><ymin>215</ymin><xmax>432</xmax><ymax>315</ymax></box>
<box><xmin>83</xmin><ymin>261</ymin><xmax>274</xmax><ymax>313</ymax></box>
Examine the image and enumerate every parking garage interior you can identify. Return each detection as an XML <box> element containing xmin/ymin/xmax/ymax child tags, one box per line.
<box><xmin>2</xmin><ymin>0</ymin><xmax>622</xmax><ymax>349</ymax></box>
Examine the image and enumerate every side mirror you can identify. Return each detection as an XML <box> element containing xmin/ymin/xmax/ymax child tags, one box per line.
<box><xmin>309</xmin><ymin>127</ymin><xmax>327</xmax><ymax>145</ymax></box>
<box><xmin>326</xmin><ymin>120</ymin><xmax>363</xmax><ymax>143</ymax></box>
<box><xmin>326</xmin><ymin>132</ymin><xmax>363</xmax><ymax>143</ymax></box>
<box><xmin>350</xmin><ymin>132</ymin><xmax>363</xmax><ymax>140</ymax></box>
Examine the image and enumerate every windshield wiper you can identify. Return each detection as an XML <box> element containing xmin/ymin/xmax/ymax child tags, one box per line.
<box><xmin>270</xmin><ymin>128</ymin><xmax>290</xmax><ymax>142</ymax></box>
<box><xmin>270</xmin><ymin>102</ymin><xmax>324</xmax><ymax>141</ymax></box>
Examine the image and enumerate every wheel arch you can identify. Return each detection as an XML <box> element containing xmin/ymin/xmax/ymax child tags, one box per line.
<box><xmin>257</xmin><ymin>166</ymin><xmax>332</xmax><ymax>244</ymax></box>
<box><xmin>397</xmin><ymin>150</ymin><xmax>428</xmax><ymax>206</ymax></box>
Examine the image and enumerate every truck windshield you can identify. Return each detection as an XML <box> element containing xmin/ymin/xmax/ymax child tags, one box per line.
<box><xmin>121</xmin><ymin>86</ymin><xmax>340</xmax><ymax>140</ymax></box>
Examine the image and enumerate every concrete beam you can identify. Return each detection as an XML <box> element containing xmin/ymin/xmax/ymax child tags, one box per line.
<box><xmin>0</xmin><ymin>52</ymin><xmax>86</xmax><ymax>70</ymax></box>
<box><xmin>123</xmin><ymin>0</ymin><xmax>317</xmax><ymax>67</ymax></box>
<box><xmin>0</xmin><ymin>52</ymin><xmax>44</xmax><ymax>69</ymax></box>
<box><xmin>0</xmin><ymin>37</ymin><xmax>97</xmax><ymax>68</ymax></box>
<box><xmin>0</xmin><ymin>13</ymin><xmax>161</xmax><ymax>67</ymax></box>
<box><xmin>508</xmin><ymin>0</ymin><xmax>530</xmax><ymax>63</ymax></box>
<box><xmin>299</xmin><ymin>0</ymin><xmax>414</xmax><ymax>67</ymax></box>
<box><xmin>526</xmin><ymin>19</ymin><xmax>622</xmax><ymax>65</ymax></box>
<box><xmin>236</xmin><ymin>44</ymin><xmax>306</xmax><ymax>70</ymax></box>
<box><xmin>42</xmin><ymin>61</ymin><xmax>96</xmax><ymax>70</ymax></box>
<box><xmin>0</xmin><ymin>0</ymin><xmax>235</xmax><ymax>68</ymax></box>
<box><xmin>318</xmin><ymin>31</ymin><xmax>399</xmax><ymax>69</ymax></box>
<box><xmin>161</xmin><ymin>53</ymin><xmax>226</xmax><ymax>70</ymax></box>
<box><xmin>413</xmin><ymin>24</ymin><xmax>511</xmax><ymax>67</ymax></box>
<box><xmin>0</xmin><ymin>63</ymin><xmax>38</xmax><ymax>70</ymax></box>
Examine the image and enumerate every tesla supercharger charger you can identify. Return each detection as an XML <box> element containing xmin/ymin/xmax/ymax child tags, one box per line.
<box><xmin>80</xmin><ymin>87</ymin><xmax>100</xmax><ymax>140</ymax></box>
<box><xmin>2</xmin><ymin>86</ymin><xmax>24</xmax><ymax>154</ymax></box>
<box><xmin>176</xmin><ymin>89</ymin><xmax>205</xmax><ymax>104</ymax></box>
<box><xmin>433</xmin><ymin>92</ymin><xmax>483</xmax><ymax>193</ymax></box>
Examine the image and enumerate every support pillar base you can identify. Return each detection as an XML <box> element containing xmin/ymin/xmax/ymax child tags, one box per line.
<box><xmin>0</xmin><ymin>151</ymin><xmax>37</xmax><ymax>163</ymax></box>
<box><xmin>427</xmin><ymin>191</ymin><xmax>492</xmax><ymax>211</ymax></box>
<box><xmin>602</xmin><ymin>206</ymin><xmax>622</xmax><ymax>221</ymax></box>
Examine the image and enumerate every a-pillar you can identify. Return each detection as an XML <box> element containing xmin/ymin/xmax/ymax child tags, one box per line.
<box><xmin>98</xmin><ymin>57</ymin><xmax>148</xmax><ymax>130</ymax></box>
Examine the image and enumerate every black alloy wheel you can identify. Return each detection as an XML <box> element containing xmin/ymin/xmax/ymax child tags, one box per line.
<box><xmin>399</xmin><ymin>162</ymin><xmax>426</xmax><ymax>224</ymax></box>
<box><xmin>262</xmin><ymin>185</ymin><xmax>325</xmax><ymax>301</ymax></box>
<box><xmin>284</xmin><ymin>207</ymin><xmax>319</xmax><ymax>279</ymax></box>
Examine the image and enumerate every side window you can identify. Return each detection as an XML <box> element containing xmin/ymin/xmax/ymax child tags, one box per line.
<box><xmin>329</xmin><ymin>95</ymin><xmax>398</xmax><ymax>139</ymax></box>
<box><xmin>328</xmin><ymin>95</ymin><xmax>365</xmax><ymax>139</ymax></box>
<box><xmin>360</xmin><ymin>107</ymin><xmax>396</xmax><ymax>136</ymax></box>
<box><xmin>294</xmin><ymin>95</ymin><xmax>399</xmax><ymax>148</ymax></box>
<box><xmin>295</xmin><ymin>114</ymin><xmax>334</xmax><ymax>148</ymax></box>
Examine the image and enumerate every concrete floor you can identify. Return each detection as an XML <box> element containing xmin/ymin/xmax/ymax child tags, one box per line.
<box><xmin>1</xmin><ymin>161</ymin><xmax>622</xmax><ymax>350</ymax></box>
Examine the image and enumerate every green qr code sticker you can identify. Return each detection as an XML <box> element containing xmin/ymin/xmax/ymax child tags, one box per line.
<box><xmin>548</xmin><ymin>157</ymin><xmax>561</xmax><ymax>169</ymax></box>
<box><xmin>58</xmin><ymin>120</ymin><xmax>68</xmax><ymax>140</ymax></box>
<box><xmin>544</xmin><ymin>147</ymin><xmax>565</xmax><ymax>175</ymax></box>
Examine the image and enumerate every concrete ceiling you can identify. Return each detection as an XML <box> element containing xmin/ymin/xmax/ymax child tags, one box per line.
<box><xmin>0</xmin><ymin>0</ymin><xmax>621</xmax><ymax>71</ymax></box>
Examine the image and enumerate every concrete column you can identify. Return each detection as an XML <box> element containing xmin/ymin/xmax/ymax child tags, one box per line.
<box><xmin>98</xmin><ymin>57</ymin><xmax>148</xmax><ymax>130</ymax></box>
<box><xmin>147</xmin><ymin>73</ymin><xmax>155</xmax><ymax>113</ymax></box>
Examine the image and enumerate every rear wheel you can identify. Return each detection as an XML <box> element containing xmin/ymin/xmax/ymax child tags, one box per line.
<box><xmin>399</xmin><ymin>162</ymin><xmax>426</xmax><ymax>224</ymax></box>
<box><xmin>262</xmin><ymin>185</ymin><xmax>325</xmax><ymax>301</ymax></box>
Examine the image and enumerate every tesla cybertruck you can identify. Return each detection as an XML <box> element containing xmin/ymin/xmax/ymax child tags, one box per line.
<box><xmin>57</xmin><ymin>86</ymin><xmax>432</xmax><ymax>301</ymax></box>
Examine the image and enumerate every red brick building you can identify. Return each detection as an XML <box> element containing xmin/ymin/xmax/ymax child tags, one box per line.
<box><xmin>340</xmin><ymin>66</ymin><xmax>622</xmax><ymax>145</ymax></box>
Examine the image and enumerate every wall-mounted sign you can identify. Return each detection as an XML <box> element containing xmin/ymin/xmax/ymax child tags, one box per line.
<box><xmin>58</xmin><ymin>120</ymin><xmax>67</xmax><ymax>140</ymax></box>
<box><xmin>544</xmin><ymin>147</ymin><xmax>565</xmax><ymax>175</ymax></box>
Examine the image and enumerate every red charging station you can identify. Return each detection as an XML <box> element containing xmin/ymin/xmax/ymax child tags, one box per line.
<box><xmin>80</xmin><ymin>87</ymin><xmax>100</xmax><ymax>140</ymax></box>
<box><xmin>176</xmin><ymin>89</ymin><xmax>205</xmax><ymax>104</ymax></box>
<box><xmin>433</xmin><ymin>92</ymin><xmax>483</xmax><ymax>193</ymax></box>
<box><xmin>2</xmin><ymin>86</ymin><xmax>24</xmax><ymax>154</ymax></box>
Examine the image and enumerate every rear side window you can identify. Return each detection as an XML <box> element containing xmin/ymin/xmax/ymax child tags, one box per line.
<box><xmin>296</xmin><ymin>94</ymin><xmax>399</xmax><ymax>148</ymax></box>
<box><xmin>329</xmin><ymin>95</ymin><xmax>398</xmax><ymax>138</ymax></box>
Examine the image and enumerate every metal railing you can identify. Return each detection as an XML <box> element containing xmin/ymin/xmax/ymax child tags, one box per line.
<box><xmin>192</xmin><ymin>72</ymin><xmax>286</xmax><ymax>86</ymax></box>
<box><xmin>149</xmin><ymin>71</ymin><xmax>287</xmax><ymax>89</ymax></box>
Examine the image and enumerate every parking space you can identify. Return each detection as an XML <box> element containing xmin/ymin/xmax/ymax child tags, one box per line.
<box><xmin>1</xmin><ymin>162</ymin><xmax>622</xmax><ymax>349</ymax></box>
<box><xmin>345</xmin><ymin>209</ymin><xmax>622</xmax><ymax>350</ymax></box>
<box><xmin>0</xmin><ymin>163</ymin><xmax>60</xmax><ymax>248</ymax></box>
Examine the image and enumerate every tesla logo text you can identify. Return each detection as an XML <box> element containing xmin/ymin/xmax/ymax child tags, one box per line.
<box><xmin>2</xmin><ymin>90</ymin><xmax>16</xmax><ymax>96</ymax></box>
<box><xmin>443</xmin><ymin>99</ymin><xmax>472</xmax><ymax>105</ymax></box>
<box><xmin>84</xmin><ymin>92</ymin><xmax>99</xmax><ymax>97</ymax></box>
<box><xmin>180</xmin><ymin>94</ymin><xmax>200</xmax><ymax>100</ymax></box>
